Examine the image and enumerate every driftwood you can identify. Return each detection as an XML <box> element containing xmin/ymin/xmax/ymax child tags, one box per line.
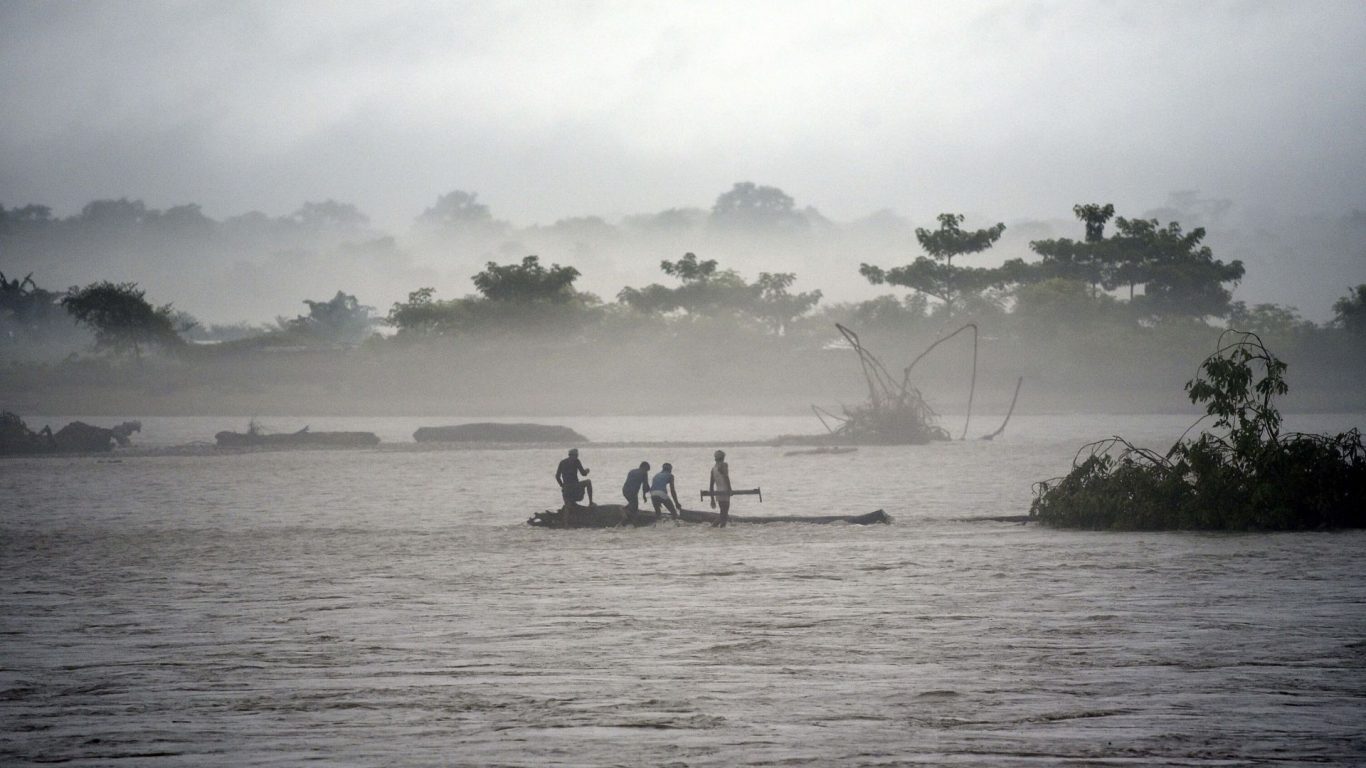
<box><xmin>528</xmin><ymin>503</ymin><xmax>891</xmax><ymax>529</ymax></box>
<box><xmin>1</xmin><ymin>411</ymin><xmax>141</xmax><ymax>454</ymax></box>
<box><xmin>215</xmin><ymin>425</ymin><xmax>379</xmax><ymax>448</ymax></box>
<box><xmin>414</xmin><ymin>423</ymin><xmax>588</xmax><ymax>443</ymax></box>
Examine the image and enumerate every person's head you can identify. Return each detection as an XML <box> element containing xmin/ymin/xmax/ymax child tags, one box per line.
<box><xmin>568</xmin><ymin>448</ymin><xmax>578</xmax><ymax>457</ymax></box>
<box><xmin>639</xmin><ymin>461</ymin><xmax>650</xmax><ymax>471</ymax></box>
<box><xmin>714</xmin><ymin>450</ymin><xmax>725</xmax><ymax>461</ymax></box>
<box><xmin>662</xmin><ymin>462</ymin><xmax>672</xmax><ymax>472</ymax></box>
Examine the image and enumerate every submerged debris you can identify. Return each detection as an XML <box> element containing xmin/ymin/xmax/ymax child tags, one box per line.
<box><xmin>414</xmin><ymin>422</ymin><xmax>587</xmax><ymax>443</ymax></box>
<box><xmin>1</xmin><ymin>411</ymin><xmax>141</xmax><ymax>454</ymax></box>
<box><xmin>215</xmin><ymin>421</ymin><xmax>379</xmax><ymax>448</ymax></box>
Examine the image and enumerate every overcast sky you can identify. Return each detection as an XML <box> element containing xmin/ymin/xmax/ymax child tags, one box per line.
<box><xmin>3</xmin><ymin>0</ymin><xmax>1364</xmax><ymax>230</ymax></box>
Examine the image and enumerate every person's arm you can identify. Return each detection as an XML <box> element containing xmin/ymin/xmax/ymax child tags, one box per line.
<box><xmin>579</xmin><ymin>460</ymin><xmax>589</xmax><ymax>477</ymax></box>
<box><xmin>709</xmin><ymin>470</ymin><xmax>716</xmax><ymax>508</ymax></box>
<box><xmin>669</xmin><ymin>476</ymin><xmax>680</xmax><ymax>508</ymax></box>
<box><xmin>555</xmin><ymin>465</ymin><xmax>564</xmax><ymax>488</ymax></box>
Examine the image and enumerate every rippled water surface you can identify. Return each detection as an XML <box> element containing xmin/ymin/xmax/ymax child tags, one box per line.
<box><xmin>3</xmin><ymin>414</ymin><xmax>1365</xmax><ymax>766</ymax></box>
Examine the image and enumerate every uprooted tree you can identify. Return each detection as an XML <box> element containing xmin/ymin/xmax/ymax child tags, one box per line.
<box><xmin>1030</xmin><ymin>331</ymin><xmax>1364</xmax><ymax>530</ymax></box>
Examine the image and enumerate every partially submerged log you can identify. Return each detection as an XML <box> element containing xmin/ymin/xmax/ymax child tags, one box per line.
<box><xmin>215</xmin><ymin>425</ymin><xmax>379</xmax><ymax>448</ymax></box>
<box><xmin>528</xmin><ymin>503</ymin><xmax>891</xmax><ymax>529</ymax></box>
<box><xmin>414</xmin><ymin>422</ymin><xmax>588</xmax><ymax>443</ymax></box>
<box><xmin>1</xmin><ymin>411</ymin><xmax>141</xmax><ymax>454</ymax></box>
<box><xmin>783</xmin><ymin>446</ymin><xmax>858</xmax><ymax>456</ymax></box>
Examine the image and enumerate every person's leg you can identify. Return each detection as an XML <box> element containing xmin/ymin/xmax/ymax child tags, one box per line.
<box><xmin>583</xmin><ymin>479</ymin><xmax>594</xmax><ymax>506</ymax></box>
<box><xmin>714</xmin><ymin>497</ymin><xmax>730</xmax><ymax>527</ymax></box>
<box><xmin>662</xmin><ymin>497</ymin><xmax>678</xmax><ymax>521</ymax></box>
<box><xmin>650</xmin><ymin>497</ymin><xmax>664</xmax><ymax>523</ymax></box>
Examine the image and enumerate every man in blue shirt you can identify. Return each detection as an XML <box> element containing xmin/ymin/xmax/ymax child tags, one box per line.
<box><xmin>621</xmin><ymin>461</ymin><xmax>650</xmax><ymax>525</ymax></box>
<box><xmin>649</xmin><ymin>463</ymin><xmax>681</xmax><ymax>522</ymax></box>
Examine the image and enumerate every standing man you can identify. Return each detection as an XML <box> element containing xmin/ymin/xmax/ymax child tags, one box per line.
<box><xmin>709</xmin><ymin>449</ymin><xmax>733</xmax><ymax>527</ymax></box>
<box><xmin>621</xmin><ymin>461</ymin><xmax>651</xmax><ymax>526</ymax></box>
<box><xmin>649</xmin><ymin>462</ymin><xmax>681</xmax><ymax>522</ymax></box>
<box><xmin>555</xmin><ymin>448</ymin><xmax>593</xmax><ymax>526</ymax></box>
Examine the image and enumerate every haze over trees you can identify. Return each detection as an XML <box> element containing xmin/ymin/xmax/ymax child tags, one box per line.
<box><xmin>3</xmin><ymin>187</ymin><xmax>1363</xmax><ymax>415</ymax></box>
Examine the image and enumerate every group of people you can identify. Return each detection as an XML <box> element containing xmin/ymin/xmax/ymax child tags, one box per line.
<box><xmin>554</xmin><ymin>448</ymin><xmax>735</xmax><ymax>527</ymax></box>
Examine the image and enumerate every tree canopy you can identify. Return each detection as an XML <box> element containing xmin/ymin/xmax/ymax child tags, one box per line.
<box><xmin>61</xmin><ymin>281</ymin><xmax>183</xmax><ymax>357</ymax></box>
<box><xmin>860</xmin><ymin>213</ymin><xmax>1007</xmax><ymax>313</ymax></box>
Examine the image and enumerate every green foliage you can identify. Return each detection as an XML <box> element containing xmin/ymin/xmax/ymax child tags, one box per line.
<box><xmin>1112</xmin><ymin>218</ymin><xmax>1244</xmax><ymax>319</ymax></box>
<box><xmin>1333</xmin><ymin>284</ymin><xmax>1366</xmax><ymax>334</ymax></box>
<box><xmin>387</xmin><ymin>257</ymin><xmax>601</xmax><ymax>338</ymax></box>
<box><xmin>913</xmin><ymin>213</ymin><xmax>1007</xmax><ymax>265</ymax></box>
<box><xmin>472</xmin><ymin>255</ymin><xmax>581</xmax><ymax>303</ymax></box>
<box><xmin>61</xmin><ymin>281</ymin><xmax>184</xmax><ymax>357</ymax></box>
<box><xmin>617</xmin><ymin>253</ymin><xmax>820</xmax><ymax>334</ymax></box>
<box><xmin>861</xmin><ymin>213</ymin><xmax>1006</xmax><ymax>314</ymax></box>
<box><xmin>1031</xmin><ymin>332</ymin><xmax>1365</xmax><ymax>530</ymax></box>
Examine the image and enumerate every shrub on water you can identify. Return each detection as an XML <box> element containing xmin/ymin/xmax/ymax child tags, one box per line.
<box><xmin>1031</xmin><ymin>331</ymin><xmax>1366</xmax><ymax>530</ymax></box>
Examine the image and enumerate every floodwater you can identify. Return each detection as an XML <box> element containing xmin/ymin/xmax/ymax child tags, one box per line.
<box><xmin>3</xmin><ymin>414</ymin><xmax>1365</xmax><ymax>766</ymax></box>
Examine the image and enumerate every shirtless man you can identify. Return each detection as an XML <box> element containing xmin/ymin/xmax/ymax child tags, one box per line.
<box><xmin>555</xmin><ymin>448</ymin><xmax>594</xmax><ymax>515</ymax></box>
<box><xmin>709</xmin><ymin>449</ymin><xmax>732</xmax><ymax>527</ymax></box>
<box><xmin>621</xmin><ymin>461</ymin><xmax>650</xmax><ymax>525</ymax></box>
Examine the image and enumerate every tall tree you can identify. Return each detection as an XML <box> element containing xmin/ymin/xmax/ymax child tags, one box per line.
<box><xmin>1115</xmin><ymin>218</ymin><xmax>1244</xmax><ymax>320</ymax></box>
<box><xmin>860</xmin><ymin>213</ymin><xmax>1006</xmax><ymax>313</ymax></box>
<box><xmin>1025</xmin><ymin>203</ymin><xmax>1115</xmax><ymax>295</ymax></box>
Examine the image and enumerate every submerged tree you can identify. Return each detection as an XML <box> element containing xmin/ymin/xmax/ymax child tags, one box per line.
<box><xmin>61</xmin><ymin>281</ymin><xmax>184</xmax><ymax>357</ymax></box>
<box><xmin>860</xmin><ymin>213</ymin><xmax>1006</xmax><ymax>313</ymax></box>
<box><xmin>1030</xmin><ymin>331</ymin><xmax>1364</xmax><ymax>530</ymax></box>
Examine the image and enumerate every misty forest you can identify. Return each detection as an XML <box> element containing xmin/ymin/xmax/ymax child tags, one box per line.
<box><xmin>4</xmin><ymin>185</ymin><xmax>1364</xmax><ymax>416</ymax></box>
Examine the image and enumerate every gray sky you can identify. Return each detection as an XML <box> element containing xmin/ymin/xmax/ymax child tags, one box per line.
<box><xmin>3</xmin><ymin>0</ymin><xmax>1364</xmax><ymax>228</ymax></box>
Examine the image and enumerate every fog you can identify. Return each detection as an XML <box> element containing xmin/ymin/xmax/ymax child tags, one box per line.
<box><xmin>2</xmin><ymin>1</ymin><xmax>1364</xmax><ymax>326</ymax></box>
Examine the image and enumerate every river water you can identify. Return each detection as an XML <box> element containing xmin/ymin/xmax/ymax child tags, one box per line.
<box><xmin>3</xmin><ymin>413</ymin><xmax>1365</xmax><ymax>766</ymax></box>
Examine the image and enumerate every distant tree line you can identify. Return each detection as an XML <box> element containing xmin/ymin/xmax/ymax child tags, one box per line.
<box><xmin>4</xmin><ymin>194</ymin><xmax>1365</xmax><ymax>361</ymax></box>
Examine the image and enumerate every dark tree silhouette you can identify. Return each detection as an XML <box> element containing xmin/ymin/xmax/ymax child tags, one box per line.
<box><xmin>860</xmin><ymin>213</ymin><xmax>1006</xmax><ymax>312</ymax></box>
<box><xmin>473</xmin><ymin>255</ymin><xmax>581</xmax><ymax>303</ymax></box>
<box><xmin>284</xmin><ymin>291</ymin><xmax>376</xmax><ymax>343</ymax></box>
<box><xmin>61</xmin><ymin>281</ymin><xmax>183</xmax><ymax>357</ymax></box>
<box><xmin>710</xmin><ymin>182</ymin><xmax>807</xmax><ymax>229</ymax></box>
<box><xmin>1333</xmin><ymin>285</ymin><xmax>1366</xmax><ymax>334</ymax></box>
